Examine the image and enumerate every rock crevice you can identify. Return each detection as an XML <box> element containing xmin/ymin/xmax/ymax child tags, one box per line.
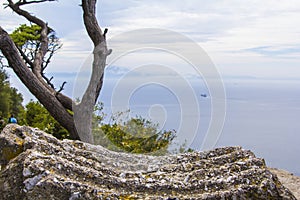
<box><xmin>0</xmin><ymin>125</ymin><xmax>296</xmax><ymax>199</ymax></box>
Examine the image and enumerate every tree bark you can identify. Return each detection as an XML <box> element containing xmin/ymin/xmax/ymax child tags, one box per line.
<box><xmin>73</xmin><ymin>0</ymin><xmax>111</xmax><ymax>143</ymax></box>
<box><xmin>0</xmin><ymin>27</ymin><xmax>80</xmax><ymax>140</ymax></box>
<box><xmin>7</xmin><ymin>0</ymin><xmax>50</xmax><ymax>89</ymax></box>
<box><xmin>0</xmin><ymin>0</ymin><xmax>110</xmax><ymax>143</ymax></box>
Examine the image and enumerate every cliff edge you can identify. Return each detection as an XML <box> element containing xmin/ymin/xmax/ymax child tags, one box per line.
<box><xmin>0</xmin><ymin>124</ymin><xmax>296</xmax><ymax>199</ymax></box>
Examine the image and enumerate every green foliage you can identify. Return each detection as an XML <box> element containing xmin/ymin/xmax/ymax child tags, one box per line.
<box><xmin>93</xmin><ymin>104</ymin><xmax>176</xmax><ymax>155</ymax></box>
<box><xmin>0</xmin><ymin>69</ymin><xmax>10</xmax><ymax>118</ymax></box>
<box><xmin>1</xmin><ymin>65</ymin><xmax>178</xmax><ymax>153</ymax></box>
<box><xmin>0</xmin><ymin>67</ymin><xmax>24</xmax><ymax>131</ymax></box>
<box><xmin>0</xmin><ymin>66</ymin><xmax>67</xmax><ymax>138</ymax></box>
<box><xmin>10</xmin><ymin>24</ymin><xmax>42</xmax><ymax>47</ymax></box>
<box><xmin>10</xmin><ymin>24</ymin><xmax>58</xmax><ymax>47</ymax></box>
<box><xmin>92</xmin><ymin>102</ymin><xmax>123</xmax><ymax>152</ymax></box>
<box><xmin>101</xmin><ymin>118</ymin><xmax>176</xmax><ymax>154</ymax></box>
<box><xmin>8</xmin><ymin>24</ymin><xmax>61</xmax><ymax>70</ymax></box>
<box><xmin>0</xmin><ymin>24</ymin><xmax>65</xmax><ymax>137</ymax></box>
<box><xmin>24</xmin><ymin>101</ymin><xmax>70</xmax><ymax>139</ymax></box>
<box><xmin>9</xmin><ymin>87</ymin><xmax>24</xmax><ymax>118</ymax></box>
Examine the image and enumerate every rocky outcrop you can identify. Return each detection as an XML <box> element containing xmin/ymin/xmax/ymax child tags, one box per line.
<box><xmin>0</xmin><ymin>124</ymin><xmax>296</xmax><ymax>199</ymax></box>
<box><xmin>269</xmin><ymin>168</ymin><xmax>300</xmax><ymax>199</ymax></box>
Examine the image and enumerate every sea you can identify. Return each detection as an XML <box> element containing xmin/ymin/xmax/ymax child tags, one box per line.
<box><xmin>96</xmin><ymin>74</ymin><xmax>300</xmax><ymax>176</ymax></box>
<box><xmin>10</xmin><ymin>66</ymin><xmax>300</xmax><ymax>176</ymax></box>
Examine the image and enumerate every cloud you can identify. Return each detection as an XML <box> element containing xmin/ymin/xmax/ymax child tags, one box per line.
<box><xmin>1</xmin><ymin>0</ymin><xmax>300</xmax><ymax>81</ymax></box>
<box><xmin>97</xmin><ymin>0</ymin><xmax>300</xmax><ymax>79</ymax></box>
<box><xmin>243</xmin><ymin>46</ymin><xmax>300</xmax><ymax>57</ymax></box>
<box><xmin>0</xmin><ymin>6</ymin><xmax>28</xmax><ymax>32</ymax></box>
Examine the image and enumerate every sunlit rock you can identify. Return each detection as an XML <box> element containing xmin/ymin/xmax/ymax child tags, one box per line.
<box><xmin>0</xmin><ymin>124</ymin><xmax>296</xmax><ymax>199</ymax></box>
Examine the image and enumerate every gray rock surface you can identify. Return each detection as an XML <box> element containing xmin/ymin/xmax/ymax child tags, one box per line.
<box><xmin>0</xmin><ymin>124</ymin><xmax>296</xmax><ymax>199</ymax></box>
<box><xmin>269</xmin><ymin>168</ymin><xmax>300</xmax><ymax>199</ymax></box>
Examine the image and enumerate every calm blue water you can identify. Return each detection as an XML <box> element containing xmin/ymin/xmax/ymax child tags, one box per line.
<box><xmin>11</xmin><ymin>66</ymin><xmax>299</xmax><ymax>175</ymax></box>
<box><xmin>98</xmin><ymin>77</ymin><xmax>300</xmax><ymax>176</ymax></box>
<box><xmin>218</xmin><ymin>79</ymin><xmax>300</xmax><ymax>176</ymax></box>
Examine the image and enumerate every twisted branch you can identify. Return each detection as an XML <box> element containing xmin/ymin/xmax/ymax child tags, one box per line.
<box><xmin>15</xmin><ymin>0</ymin><xmax>57</xmax><ymax>7</ymax></box>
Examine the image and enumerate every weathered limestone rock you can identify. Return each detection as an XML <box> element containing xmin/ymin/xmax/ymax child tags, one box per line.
<box><xmin>0</xmin><ymin>124</ymin><xmax>296</xmax><ymax>199</ymax></box>
<box><xmin>269</xmin><ymin>168</ymin><xmax>300</xmax><ymax>199</ymax></box>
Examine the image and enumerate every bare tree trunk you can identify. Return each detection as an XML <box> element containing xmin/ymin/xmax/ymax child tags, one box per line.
<box><xmin>0</xmin><ymin>0</ymin><xmax>110</xmax><ymax>143</ymax></box>
<box><xmin>73</xmin><ymin>0</ymin><xmax>111</xmax><ymax>143</ymax></box>
<box><xmin>0</xmin><ymin>27</ymin><xmax>80</xmax><ymax>140</ymax></box>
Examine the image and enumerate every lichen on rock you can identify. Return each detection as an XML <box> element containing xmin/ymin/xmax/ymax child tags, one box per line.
<box><xmin>0</xmin><ymin>124</ymin><xmax>297</xmax><ymax>199</ymax></box>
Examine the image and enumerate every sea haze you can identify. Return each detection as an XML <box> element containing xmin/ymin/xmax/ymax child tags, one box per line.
<box><xmin>218</xmin><ymin>79</ymin><xmax>300</xmax><ymax>176</ymax></box>
<box><xmin>98</xmin><ymin>74</ymin><xmax>300</xmax><ymax>176</ymax></box>
<box><xmin>9</xmin><ymin>66</ymin><xmax>299</xmax><ymax>176</ymax></box>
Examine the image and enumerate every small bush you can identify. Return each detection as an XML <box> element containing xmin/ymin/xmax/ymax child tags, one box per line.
<box><xmin>92</xmin><ymin>103</ymin><xmax>176</xmax><ymax>155</ymax></box>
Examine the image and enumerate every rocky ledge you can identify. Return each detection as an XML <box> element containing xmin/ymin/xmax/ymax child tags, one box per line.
<box><xmin>0</xmin><ymin>124</ymin><xmax>296</xmax><ymax>199</ymax></box>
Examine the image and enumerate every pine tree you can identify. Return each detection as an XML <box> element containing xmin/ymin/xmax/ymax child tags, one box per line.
<box><xmin>0</xmin><ymin>67</ymin><xmax>24</xmax><ymax>130</ymax></box>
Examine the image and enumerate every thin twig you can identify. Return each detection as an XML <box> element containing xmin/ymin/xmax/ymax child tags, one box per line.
<box><xmin>15</xmin><ymin>0</ymin><xmax>57</xmax><ymax>7</ymax></box>
<box><xmin>16</xmin><ymin>46</ymin><xmax>34</xmax><ymax>68</ymax></box>
<box><xmin>57</xmin><ymin>81</ymin><xmax>67</xmax><ymax>93</ymax></box>
<box><xmin>42</xmin><ymin>73</ymin><xmax>55</xmax><ymax>89</ymax></box>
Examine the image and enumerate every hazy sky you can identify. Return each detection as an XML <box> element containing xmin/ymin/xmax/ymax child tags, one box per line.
<box><xmin>1</xmin><ymin>0</ymin><xmax>300</xmax><ymax>100</ymax></box>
